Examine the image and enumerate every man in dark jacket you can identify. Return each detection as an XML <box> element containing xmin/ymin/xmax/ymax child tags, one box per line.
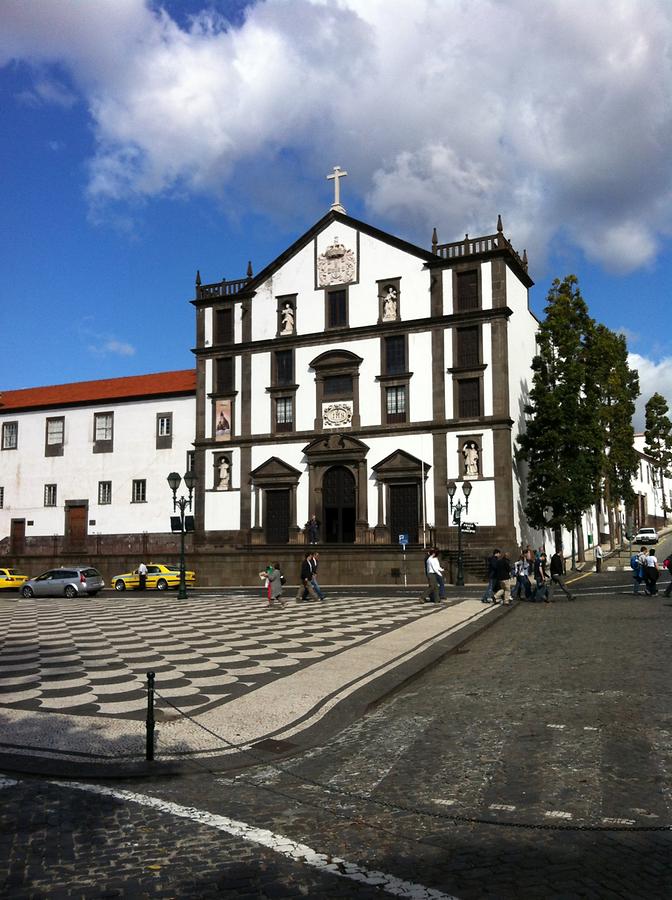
<box><xmin>493</xmin><ymin>551</ymin><xmax>514</xmax><ymax>605</ymax></box>
<box><xmin>550</xmin><ymin>549</ymin><xmax>575</xmax><ymax>601</ymax></box>
<box><xmin>481</xmin><ymin>549</ymin><xmax>500</xmax><ymax>603</ymax></box>
<box><xmin>295</xmin><ymin>552</ymin><xmax>319</xmax><ymax>601</ymax></box>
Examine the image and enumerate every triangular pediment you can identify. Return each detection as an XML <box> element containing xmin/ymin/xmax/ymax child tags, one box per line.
<box><xmin>249</xmin><ymin>456</ymin><xmax>302</xmax><ymax>484</ymax></box>
<box><xmin>372</xmin><ymin>449</ymin><xmax>431</xmax><ymax>478</ymax></box>
<box><xmin>303</xmin><ymin>433</ymin><xmax>369</xmax><ymax>460</ymax></box>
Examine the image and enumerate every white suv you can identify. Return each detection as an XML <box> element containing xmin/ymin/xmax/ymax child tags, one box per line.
<box><xmin>633</xmin><ymin>527</ymin><xmax>658</xmax><ymax>544</ymax></box>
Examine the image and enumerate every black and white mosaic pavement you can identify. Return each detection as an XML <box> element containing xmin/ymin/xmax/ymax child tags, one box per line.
<box><xmin>0</xmin><ymin>592</ymin><xmax>441</xmax><ymax>721</ymax></box>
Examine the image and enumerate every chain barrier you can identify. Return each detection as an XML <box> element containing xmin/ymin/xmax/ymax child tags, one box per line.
<box><xmin>152</xmin><ymin>688</ymin><xmax>672</xmax><ymax>834</ymax></box>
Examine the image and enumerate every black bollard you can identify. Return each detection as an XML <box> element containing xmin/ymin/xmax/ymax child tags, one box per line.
<box><xmin>146</xmin><ymin>671</ymin><xmax>155</xmax><ymax>761</ymax></box>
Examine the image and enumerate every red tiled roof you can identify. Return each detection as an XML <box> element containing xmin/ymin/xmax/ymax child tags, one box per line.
<box><xmin>0</xmin><ymin>370</ymin><xmax>196</xmax><ymax>413</ymax></box>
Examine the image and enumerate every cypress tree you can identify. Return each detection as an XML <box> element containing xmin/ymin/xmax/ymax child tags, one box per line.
<box><xmin>585</xmin><ymin>325</ymin><xmax>640</xmax><ymax>547</ymax></box>
<box><xmin>644</xmin><ymin>392</ymin><xmax>672</xmax><ymax>520</ymax></box>
<box><xmin>518</xmin><ymin>275</ymin><xmax>602</xmax><ymax>558</ymax></box>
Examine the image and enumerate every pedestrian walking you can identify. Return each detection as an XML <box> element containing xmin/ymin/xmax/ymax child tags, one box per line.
<box><xmin>266</xmin><ymin>562</ymin><xmax>286</xmax><ymax>609</ymax></box>
<box><xmin>295</xmin><ymin>552</ymin><xmax>319</xmax><ymax>602</ymax></box>
<box><xmin>643</xmin><ymin>548</ymin><xmax>660</xmax><ymax>595</ymax></box>
<box><xmin>309</xmin><ymin>551</ymin><xmax>325</xmax><ymax>600</ymax></box>
<box><xmin>420</xmin><ymin>548</ymin><xmax>443</xmax><ymax>603</ymax></box>
<box><xmin>533</xmin><ymin>551</ymin><xmax>549</xmax><ymax>602</ymax></box>
<box><xmin>595</xmin><ymin>544</ymin><xmax>603</xmax><ymax>573</ymax></box>
<box><xmin>631</xmin><ymin>546</ymin><xmax>647</xmax><ymax>594</ymax></box>
<box><xmin>663</xmin><ymin>555</ymin><xmax>672</xmax><ymax>597</ymax></box>
<box><xmin>493</xmin><ymin>551</ymin><xmax>514</xmax><ymax>605</ymax></box>
<box><xmin>137</xmin><ymin>561</ymin><xmax>148</xmax><ymax>591</ymax></box>
<box><xmin>481</xmin><ymin>549</ymin><xmax>500</xmax><ymax>603</ymax></box>
<box><xmin>549</xmin><ymin>549</ymin><xmax>575</xmax><ymax>601</ymax></box>
<box><xmin>512</xmin><ymin>552</ymin><xmax>532</xmax><ymax>601</ymax></box>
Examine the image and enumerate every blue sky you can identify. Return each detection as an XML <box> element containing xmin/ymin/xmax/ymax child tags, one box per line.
<box><xmin>1</xmin><ymin>0</ymin><xmax>671</xmax><ymax>429</ymax></box>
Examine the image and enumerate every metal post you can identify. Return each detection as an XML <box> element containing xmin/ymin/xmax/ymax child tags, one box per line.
<box><xmin>146</xmin><ymin>671</ymin><xmax>155</xmax><ymax>761</ymax></box>
<box><xmin>402</xmin><ymin>547</ymin><xmax>407</xmax><ymax>587</ymax></box>
<box><xmin>178</xmin><ymin>503</ymin><xmax>187</xmax><ymax>600</ymax></box>
<box><xmin>456</xmin><ymin>508</ymin><xmax>464</xmax><ymax>587</ymax></box>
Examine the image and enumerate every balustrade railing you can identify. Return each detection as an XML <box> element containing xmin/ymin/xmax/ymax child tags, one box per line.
<box><xmin>434</xmin><ymin>232</ymin><xmax>527</xmax><ymax>270</ymax></box>
<box><xmin>197</xmin><ymin>278</ymin><xmax>249</xmax><ymax>299</ymax></box>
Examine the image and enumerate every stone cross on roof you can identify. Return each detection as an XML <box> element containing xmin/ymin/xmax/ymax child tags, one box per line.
<box><xmin>327</xmin><ymin>165</ymin><xmax>348</xmax><ymax>213</ymax></box>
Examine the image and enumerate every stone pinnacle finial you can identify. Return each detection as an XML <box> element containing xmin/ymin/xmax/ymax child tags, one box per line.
<box><xmin>246</xmin><ymin>260</ymin><xmax>253</xmax><ymax>278</ymax></box>
<box><xmin>496</xmin><ymin>214</ymin><xmax>503</xmax><ymax>233</ymax></box>
<box><xmin>431</xmin><ymin>227</ymin><xmax>438</xmax><ymax>253</ymax></box>
<box><xmin>195</xmin><ymin>270</ymin><xmax>201</xmax><ymax>286</ymax></box>
<box><xmin>522</xmin><ymin>248</ymin><xmax>528</xmax><ymax>270</ymax></box>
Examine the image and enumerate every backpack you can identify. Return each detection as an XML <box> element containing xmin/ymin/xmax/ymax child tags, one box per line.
<box><xmin>280</xmin><ymin>573</ymin><xmax>286</xmax><ymax>585</ymax></box>
<box><xmin>630</xmin><ymin>553</ymin><xmax>640</xmax><ymax>571</ymax></box>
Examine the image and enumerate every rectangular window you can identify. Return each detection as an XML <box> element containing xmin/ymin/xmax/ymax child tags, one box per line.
<box><xmin>386</xmin><ymin>385</ymin><xmax>407</xmax><ymax>424</ymax></box>
<box><xmin>2</xmin><ymin>421</ymin><xmax>18</xmax><ymax>450</ymax></box>
<box><xmin>455</xmin><ymin>270</ymin><xmax>479</xmax><ymax>311</ymax></box>
<box><xmin>214</xmin><ymin>307</ymin><xmax>234</xmax><ymax>344</ymax></box>
<box><xmin>44</xmin><ymin>484</ymin><xmax>57</xmax><ymax>507</ymax></box>
<box><xmin>98</xmin><ymin>481</ymin><xmax>112</xmax><ymax>505</ymax></box>
<box><xmin>384</xmin><ymin>336</ymin><xmax>406</xmax><ymax>374</ymax></box>
<box><xmin>156</xmin><ymin>412</ymin><xmax>173</xmax><ymax>449</ymax></box>
<box><xmin>93</xmin><ymin>412</ymin><xmax>114</xmax><ymax>453</ymax></box>
<box><xmin>275</xmin><ymin>397</ymin><xmax>294</xmax><ymax>432</ymax></box>
<box><xmin>45</xmin><ymin>416</ymin><xmax>65</xmax><ymax>457</ymax></box>
<box><xmin>457</xmin><ymin>378</ymin><xmax>481</xmax><ymax>418</ymax></box>
<box><xmin>456</xmin><ymin>326</ymin><xmax>480</xmax><ymax>367</ymax></box>
<box><xmin>275</xmin><ymin>350</ymin><xmax>294</xmax><ymax>386</ymax></box>
<box><xmin>216</xmin><ymin>357</ymin><xmax>235</xmax><ymax>393</ymax></box>
<box><xmin>323</xmin><ymin>374</ymin><xmax>353</xmax><ymax>398</ymax></box>
<box><xmin>132</xmin><ymin>479</ymin><xmax>147</xmax><ymax>503</ymax></box>
<box><xmin>327</xmin><ymin>289</ymin><xmax>347</xmax><ymax>328</ymax></box>
<box><xmin>0</xmin><ymin>487</ymin><xmax>4</xmax><ymax>509</ymax></box>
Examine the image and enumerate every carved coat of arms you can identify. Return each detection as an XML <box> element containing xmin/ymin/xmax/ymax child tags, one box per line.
<box><xmin>317</xmin><ymin>236</ymin><xmax>356</xmax><ymax>286</ymax></box>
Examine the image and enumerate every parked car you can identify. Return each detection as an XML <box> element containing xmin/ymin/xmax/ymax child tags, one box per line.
<box><xmin>111</xmin><ymin>563</ymin><xmax>196</xmax><ymax>592</ymax></box>
<box><xmin>633</xmin><ymin>527</ymin><xmax>658</xmax><ymax>544</ymax></box>
<box><xmin>20</xmin><ymin>567</ymin><xmax>104</xmax><ymax>599</ymax></box>
<box><xmin>0</xmin><ymin>567</ymin><xmax>29</xmax><ymax>590</ymax></box>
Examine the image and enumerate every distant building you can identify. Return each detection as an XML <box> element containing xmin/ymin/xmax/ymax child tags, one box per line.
<box><xmin>0</xmin><ymin>371</ymin><xmax>195</xmax><ymax>557</ymax></box>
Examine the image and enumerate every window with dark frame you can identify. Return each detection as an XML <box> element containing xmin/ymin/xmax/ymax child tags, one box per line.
<box><xmin>2</xmin><ymin>421</ymin><xmax>18</xmax><ymax>450</ymax></box>
<box><xmin>46</xmin><ymin>418</ymin><xmax>64</xmax><ymax>445</ymax></box>
<box><xmin>131</xmin><ymin>479</ymin><xmax>147</xmax><ymax>503</ymax></box>
<box><xmin>0</xmin><ymin>486</ymin><xmax>5</xmax><ymax>508</ymax></box>
<box><xmin>455</xmin><ymin>269</ymin><xmax>479</xmax><ymax>310</ymax></box>
<box><xmin>456</xmin><ymin>326</ymin><xmax>480</xmax><ymax>368</ymax></box>
<box><xmin>386</xmin><ymin>385</ymin><xmax>407</xmax><ymax>424</ymax></box>
<box><xmin>275</xmin><ymin>397</ymin><xmax>294</xmax><ymax>432</ymax></box>
<box><xmin>215</xmin><ymin>357</ymin><xmax>235</xmax><ymax>393</ymax></box>
<box><xmin>327</xmin><ymin>289</ymin><xmax>347</xmax><ymax>328</ymax></box>
<box><xmin>214</xmin><ymin>307</ymin><xmax>234</xmax><ymax>344</ymax></box>
<box><xmin>98</xmin><ymin>481</ymin><xmax>112</xmax><ymax>505</ymax></box>
<box><xmin>457</xmin><ymin>378</ymin><xmax>481</xmax><ymax>418</ymax></box>
<box><xmin>44</xmin><ymin>484</ymin><xmax>57</xmax><ymax>507</ymax></box>
<box><xmin>384</xmin><ymin>336</ymin><xmax>406</xmax><ymax>374</ymax></box>
<box><xmin>323</xmin><ymin>374</ymin><xmax>353</xmax><ymax>398</ymax></box>
<box><xmin>275</xmin><ymin>350</ymin><xmax>294</xmax><ymax>386</ymax></box>
<box><xmin>94</xmin><ymin>412</ymin><xmax>113</xmax><ymax>441</ymax></box>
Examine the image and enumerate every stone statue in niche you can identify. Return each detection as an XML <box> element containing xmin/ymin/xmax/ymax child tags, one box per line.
<box><xmin>382</xmin><ymin>286</ymin><xmax>398</xmax><ymax>321</ymax></box>
<box><xmin>217</xmin><ymin>456</ymin><xmax>231</xmax><ymax>490</ymax></box>
<box><xmin>462</xmin><ymin>441</ymin><xmax>479</xmax><ymax>477</ymax></box>
<box><xmin>280</xmin><ymin>302</ymin><xmax>295</xmax><ymax>335</ymax></box>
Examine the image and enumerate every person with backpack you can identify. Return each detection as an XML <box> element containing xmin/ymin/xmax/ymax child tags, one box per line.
<box><xmin>631</xmin><ymin>546</ymin><xmax>647</xmax><ymax>594</ymax></box>
<box><xmin>643</xmin><ymin>548</ymin><xmax>660</xmax><ymax>595</ymax></box>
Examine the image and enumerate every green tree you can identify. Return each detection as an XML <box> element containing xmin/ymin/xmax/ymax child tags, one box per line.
<box><xmin>585</xmin><ymin>325</ymin><xmax>640</xmax><ymax>546</ymax></box>
<box><xmin>518</xmin><ymin>275</ymin><xmax>602</xmax><ymax>559</ymax></box>
<box><xmin>644</xmin><ymin>392</ymin><xmax>672</xmax><ymax>519</ymax></box>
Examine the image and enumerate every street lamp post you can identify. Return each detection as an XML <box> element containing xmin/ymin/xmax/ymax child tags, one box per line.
<box><xmin>167</xmin><ymin>470</ymin><xmax>197</xmax><ymax>600</ymax></box>
<box><xmin>447</xmin><ymin>479</ymin><xmax>472</xmax><ymax>587</ymax></box>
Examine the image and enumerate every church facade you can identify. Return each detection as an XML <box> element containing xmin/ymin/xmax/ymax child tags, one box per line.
<box><xmin>192</xmin><ymin>206</ymin><xmax>538</xmax><ymax>559</ymax></box>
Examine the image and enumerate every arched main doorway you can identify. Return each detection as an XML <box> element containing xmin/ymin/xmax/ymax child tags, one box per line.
<box><xmin>323</xmin><ymin>465</ymin><xmax>356</xmax><ymax>543</ymax></box>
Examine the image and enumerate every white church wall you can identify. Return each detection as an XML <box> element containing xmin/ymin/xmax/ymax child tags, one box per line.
<box><xmin>482</xmin><ymin>322</ymin><xmax>494</xmax><ymax>417</ymax></box>
<box><xmin>250</xmin><ymin>352</ymin><xmax>271</xmax><ymax>435</ymax></box>
<box><xmin>441</xmin><ymin>269</ymin><xmax>453</xmax><ymax>316</ymax></box>
<box><xmin>408</xmin><ymin>332</ymin><xmax>434</xmax><ymax>422</ymax></box>
<box><xmin>443</xmin><ymin>329</ymin><xmax>454</xmax><ymax>418</ymax></box>
<box><xmin>295</xmin><ymin>346</ymin><xmax>316</xmax><ymax>431</ymax></box>
<box><xmin>356</xmin><ymin>337</ymin><xmax>382</xmax><ymax>426</ymax></box>
<box><xmin>480</xmin><ymin>261</ymin><xmax>493</xmax><ymax>310</ymax></box>
<box><xmin>204</xmin><ymin>487</ymin><xmax>241</xmax><ymax>531</ymax></box>
<box><xmin>204</xmin><ymin>307</ymin><xmax>213</xmax><ymax>345</ymax></box>
<box><xmin>204</xmin><ymin>359</ymin><xmax>213</xmax><ymax>440</ymax></box>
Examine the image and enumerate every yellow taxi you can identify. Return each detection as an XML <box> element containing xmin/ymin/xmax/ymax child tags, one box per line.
<box><xmin>0</xmin><ymin>567</ymin><xmax>29</xmax><ymax>590</ymax></box>
<box><xmin>111</xmin><ymin>563</ymin><xmax>196</xmax><ymax>592</ymax></box>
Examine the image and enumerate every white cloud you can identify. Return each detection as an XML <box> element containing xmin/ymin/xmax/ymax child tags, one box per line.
<box><xmin>2</xmin><ymin>0</ymin><xmax>672</xmax><ymax>272</ymax></box>
<box><xmin>629</xmin><ymin>353</ymin><xmax>672</xmax><ymax>431</ymax></box>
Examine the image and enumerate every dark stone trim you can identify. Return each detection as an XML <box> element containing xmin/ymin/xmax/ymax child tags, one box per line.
<box><xmin>155</xmin><ymin>412</ymin><xmax>173</xmax><ymax>450</ymax></box>
<box><xmin>426</xmin><ymin>248</ymin><xmax>534</xmax><ymax>289</ymax></box>
<box><xmin>491</xmin><ymin>258</ymin><xmax>508</xmax><ymax>309</ymax></box>
<box><xmin>433</xmin><ymin>430</ymin><xmax>448</xmax><ymax>529</ymax></box>
<box><xmin>44</xmin><ymin>416</ymin><xmax>64</xmax><ymax>458</ymax></box>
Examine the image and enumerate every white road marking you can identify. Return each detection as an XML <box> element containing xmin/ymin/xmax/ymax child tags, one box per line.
<box><xmin>489</xmin><ymin>803</ymin><xmax>516</xmax><ymax>812</ymax></box>
<box><xmin>583</xmin><ymin>726</ymin><xmax>598</xmax><ymax>731</ymax></box>
<box><xmin>0</xmin><ymin>776</ymin><xmax>17</xmax><ymax>789</ymax></box>
<box><xmin>432</xmin><ymin>798</ymin><xmax>458</xmax><ymax>806</ymax></box>
<box><xmin>545</xmin><ymin>810</ymin><xmax>573</xmax><ymax>819</ymax></box>
<box><xmin>50</xmin><ymin>779</ymin><xmax>460</xmax><ymax>900</ymax></box>
<box><xmin>546</xmin><ymin>724</ymin><xmax>566</xmax><ymax>729</ymax></box>
<box><xmin>602</xmin><ymin>817</ymin><xmax>636</xmax><ymax>826</ymax></box>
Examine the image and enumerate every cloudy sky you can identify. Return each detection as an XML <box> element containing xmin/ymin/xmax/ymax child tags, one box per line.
<box><xmin>1</xmin><ymin>0</ymin><xmax>671</xmax><ymax>427</ymax></box>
